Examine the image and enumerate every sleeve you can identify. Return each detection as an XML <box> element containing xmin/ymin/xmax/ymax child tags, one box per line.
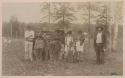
<box><xmin>94</xmin><ymin>33</ymin><xmax>97</xmax><ymax>48</ymax></box>
<box><xmin>32</xmin><ymin>31</ymin><xmax>35</xmax><ymax>38</ymax></box>
<box><xmin>65</xmin><ymin>37</ymin><xmax>67</xmax><ymax>45</ymax></box>
<box><xmin>24</xmin><ymin>31</ymin><xmax>28</xmax><ymax>38</ymax></box>
<box><xmin>30</xmin><ymin>31</ymin><xmax>35</xmax><ymax>38</ymax></box>
<box><xmin>76</xmin><ymin>41</ymin><xmax>78</xmax><ymax>47</ymax></box>
<box><xmin>71</xmin><ymin>37</ymin><xmax>74</xmax><ymax>42</ymax></box>
<box><xmin>103</xmin><ymin>33</ymin><xmax>107</xmax><ymax>49</ymax></box>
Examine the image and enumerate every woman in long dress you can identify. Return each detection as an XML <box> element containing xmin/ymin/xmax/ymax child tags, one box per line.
<box><xmin>34</xmin><ymin>31</ymin><xmax>45</xmax><ymax>61</ymax></box>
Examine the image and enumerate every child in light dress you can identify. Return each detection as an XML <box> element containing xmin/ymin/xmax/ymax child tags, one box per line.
<box><xmin>74</xmin><ymin>31</ymin><xmax>85</xmax><ymax>62</ymax></box>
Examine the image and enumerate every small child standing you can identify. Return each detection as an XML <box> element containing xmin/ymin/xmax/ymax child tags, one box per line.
<box><xmin>75</xmin><ymin>31</ymin><xmax>85</xmax><ymax>62</ymax></box>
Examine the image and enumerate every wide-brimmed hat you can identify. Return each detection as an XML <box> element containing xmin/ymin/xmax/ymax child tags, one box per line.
<box><xmin>67</xmin><ymin>30</ymin><xmax>72</xmax><ymax>34</ymax></box>
<box><xmin>96</xmin><ymin>26</ymin><xmax>104</xmax><ymax>30</ymax></box>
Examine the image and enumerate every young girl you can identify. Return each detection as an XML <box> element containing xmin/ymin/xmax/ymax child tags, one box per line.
<box><xmin>75</xmin><ymin>31</ymin><xmax>85</xmax><ymax>62</ymax></box>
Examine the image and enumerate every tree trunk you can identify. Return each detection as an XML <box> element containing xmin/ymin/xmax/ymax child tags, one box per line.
<box><xmin>113</xmin><ymin>23</ymin><xmax>118</xmax><ymax>51</ymax></box>
<box><xmin>63</xmin><ymin>13</ymin><xmax>65</xmax><ymax>29</ymax></box>
<box><xmin>109</xmin><ymin>2</ymin><xmax>118</xmax><ymax>51</ymax></box>
<box><xmin>11</xmin><ymin>23</ymin><xmax>13</xmax><ymax>39</ymax></box>
<box><xmin>48</xmin><ymin>2</ymin><xmax>51</xmax><ymax>24</ymax></box>
<box><xmin>88</xmin><ymin>2</ymin><xmax>91</xmax><ymax>45</ymax></box>
<box><xmin>106</xmin><ymin>2</ymin><xmax>112</xmax><ymax>52</ymax></box>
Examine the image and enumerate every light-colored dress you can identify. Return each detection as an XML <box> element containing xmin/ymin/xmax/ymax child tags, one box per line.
<box><xmin>75</xmin><ymin>40</ymin><xmax>84</xmax><ymax>61</ymax></box>
<box><xmin>76</xmin><ymin>40</ymin><xmax>84</xmax><ymax>52</ymax></box>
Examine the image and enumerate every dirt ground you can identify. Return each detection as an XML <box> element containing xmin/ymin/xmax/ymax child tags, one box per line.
<box><xmin>2</xmin><ymin>38</ymin><xmax>123</xmax><ymax>76</ymax></box>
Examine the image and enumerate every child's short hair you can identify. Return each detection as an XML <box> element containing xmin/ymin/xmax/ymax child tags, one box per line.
<box><xmin>67</xmin><ymin>30</ymin><xmax>72</xmax><ymax>34</ymax></box>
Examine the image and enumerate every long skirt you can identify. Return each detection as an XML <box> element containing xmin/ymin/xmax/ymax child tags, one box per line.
<box><xmin>45</xmin><ymin>46</ymin><xmax>51</xmax><ymax>60</ymax></box>
<box><xmin>67</xmin><ymin>50</ymin><xmax>74</xmax><ymax>63</ymax></box>
<box><xmin>34</xmin><ymin>48</ymin><xmax>44</xmax><ymax>60</ymax></box>
<box><xmin>53</xmin><ymin>41</ymin><xmax>61</xmax><ymax>60</ymax></box>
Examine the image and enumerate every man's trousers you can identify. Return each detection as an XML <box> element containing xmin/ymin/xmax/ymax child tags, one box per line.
<box><xmin>95</xmin><ymin>43</ymin><xmax>105</xmax><ymax>64</ymax></box>
<box><xmin>24</xmin><ymin>41</ymin><xmax>33</xmax><ymax>61</ymax></box>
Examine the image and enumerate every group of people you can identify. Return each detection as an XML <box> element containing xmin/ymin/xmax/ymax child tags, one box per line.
<box><xmin>24</xmin><ymin>26</ymin><xmax>106</xmax><ymax>64</ymax></box>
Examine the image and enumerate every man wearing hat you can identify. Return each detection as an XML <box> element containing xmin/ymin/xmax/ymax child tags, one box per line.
<box><xmin>94</xmin><ymin>26</ymin><xmax>106</xmax><ymax>64</ymax></box>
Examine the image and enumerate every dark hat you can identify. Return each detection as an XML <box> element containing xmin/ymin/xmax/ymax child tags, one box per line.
<box><xmin>67</xmin><ymin>30</ymin><xmax>72</xmax><ymax>34</ymax></box>
<box><xmin>26</xmin><ymin>25</ymin><xmax>32</xmax><ymax>30</ymax></box>
<box><xmin>96</xmin><ymin>26</ymin><xmax>103</xmax><ymax>30</ymax></box>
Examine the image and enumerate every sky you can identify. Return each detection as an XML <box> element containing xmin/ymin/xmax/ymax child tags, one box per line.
<box><xmin>2</xmin><ymin>3</ymin><xmax>42</xmax><ymax>23</ymax></box>
<box><xmin>2</xmin><ymin>2</ymin><xmax>123</xmax><ymax>24</ymax></box>
<box><xmin>2</xmin><ymin>3</ymin><xmax>85</xmax><ymax>24</ymax></box>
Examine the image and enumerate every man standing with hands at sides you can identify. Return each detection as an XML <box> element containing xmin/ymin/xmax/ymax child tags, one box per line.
<box><xmin>24</xmin><ymin>26</ymin><xmax>35</xmax><ymax>62</ymax></box>
<box><xmin>94</xmin><ymin>26</ymin><xmax>106</xmax><ymax>64</ymax></box>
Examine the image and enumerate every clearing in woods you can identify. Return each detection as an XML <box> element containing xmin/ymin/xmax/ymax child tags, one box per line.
<box><xmin>2</xmin><ymin>38</ymin><xmax>123</xmax><ymax>76</ymax></box>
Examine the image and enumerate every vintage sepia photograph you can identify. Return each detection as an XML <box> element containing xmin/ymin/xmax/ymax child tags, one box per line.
<box><xmin>2</xmin><ymin>1</ymin><xmax>123</xmax><ymax>76</ymax></box>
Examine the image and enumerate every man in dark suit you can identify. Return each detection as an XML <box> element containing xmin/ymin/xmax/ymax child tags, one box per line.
<box><xmin>94</xmin><ymin>26</ymin><xmax>106</xmax><ymax>64</ymax></box>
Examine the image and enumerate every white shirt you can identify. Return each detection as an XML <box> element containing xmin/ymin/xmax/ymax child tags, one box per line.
<box><xmin>65</xmin><ymin>35</ymin><xmax>73</xmax><ymax>46</ymax></box>
<box><xmin>25</xmin><ymin>30</ymin><xmax>35</xmax><ymax>39</ymax></box>
<box><xmin>65</xmin><ymin>35</ymin><xmax>74</xmax><ymax>52</ymax></box>
<box><xmin>96</xmin><ymin>32</ymin><xmax>102</xmax><ymax>43</ymax></box>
